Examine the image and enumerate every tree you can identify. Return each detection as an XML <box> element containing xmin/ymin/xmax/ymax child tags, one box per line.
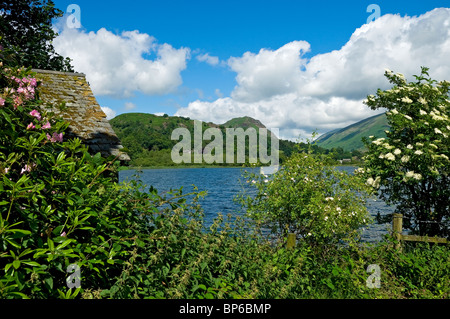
<box><xmin>0</xmin><ymin>0</ymin><xmax>73</xmax><ymax>71</ymax></box>
<box><xmin>362</xmin><ymin>67</ymin><xmax>449</xmax><ymax>237</ymax></box>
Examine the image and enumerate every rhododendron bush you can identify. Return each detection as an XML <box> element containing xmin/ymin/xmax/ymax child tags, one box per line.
<box><xmin>0</xmin><ymin>59</ymin><xmax>203</xmax><ymax>298</ymax></box>
<box><xmin>362</xmin><ymin>67</ymin><xmax>450</xmax><ymax>237</ymax></box>
<box><xmin>0</xmin><ymin>59</ymin><xmax>121</xmax><ymax>298</ymax></box>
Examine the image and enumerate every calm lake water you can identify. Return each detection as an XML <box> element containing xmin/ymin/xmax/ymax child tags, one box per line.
<box><xmin>119</xmin><ymin>166</ymin><xmax>395</xmax><ymax>242</ymax></box>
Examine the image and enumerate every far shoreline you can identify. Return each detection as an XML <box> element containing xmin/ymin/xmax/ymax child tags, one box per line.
<box><xmin>118</xmin><ymin>162</ymin><xmax>360</xmax><ymax>171</ymax></box>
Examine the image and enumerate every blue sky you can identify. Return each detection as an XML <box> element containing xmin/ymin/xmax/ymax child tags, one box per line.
<box><xmin>52</xmin><ymin>0</ymin><xmax>450</xmax><ymax>140</ymax></box>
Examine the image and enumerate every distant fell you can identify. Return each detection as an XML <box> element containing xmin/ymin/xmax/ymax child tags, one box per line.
<box><xmin>222</xmin><ymin>116</ymin><xmax>267</xmax><ymax>130</ymax></box>
<box><xmin>109</xmin><ymin>113</ymin><xmax>298</xmax><ymax>167</ymax></box>
<box><xmin>315</xmin><ymin>112</ymin><xmax>389</xmax><ymax>151</ymax></box>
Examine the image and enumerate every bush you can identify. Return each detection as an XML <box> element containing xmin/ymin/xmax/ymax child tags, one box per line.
<box><xmin>1</xmin><ymin>60</ymin><xmax>448</xmax><ymax>300</ymax></box>
<box><xmin>363</xmin><ymin>67</ymin><xmax>450</xmax><ymax>236</ymax></box>
<box><xmin>238</xmin><ymin>145</ymin><xmax>373</xmax><ymax>247</ymax></box>
<box><xmin>0</xmin><ymin>60</ymin><xmax>206</xmax><ymax>298</ymax></box>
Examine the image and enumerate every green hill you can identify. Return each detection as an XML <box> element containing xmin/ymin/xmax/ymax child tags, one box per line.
<box><xmin>109</xmin><ymin>113</ymin><xmax>300</xmax><ymax>167</ymax></box>
<box><xmin>315</xmin><ymin>112</ymin><xmax>389</xmax><ymax>151</ymax></box>
<box><xmin>222</xmin><ymin>116</ymin><xmax>266</xmax><ymax>130</ymax></box>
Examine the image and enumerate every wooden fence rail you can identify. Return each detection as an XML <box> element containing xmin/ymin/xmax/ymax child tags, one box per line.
<box><xmin>286</xmin><ymin>233</ymin><xmax>296</xmax><ymax>250</ymax></box>
<box><xmin>284</xmin><ymin>213</ymin><xmax>449</xmax><ymax>250</ymax></box>
<box><xmin>392</xmin><ymin>213</ymin><xmax>449</xmax><ymax>250</ymax></box>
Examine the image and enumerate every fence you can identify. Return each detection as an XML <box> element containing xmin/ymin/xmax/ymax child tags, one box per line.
<box><xmin>284</xmin><ymin>213</ymin><xmax>449</xmax><ymax>250</ymax></box>
<box><xmin>392</xmin><ymin>213</ymin><xmax>449</xmax><ymax>250</ymax></box>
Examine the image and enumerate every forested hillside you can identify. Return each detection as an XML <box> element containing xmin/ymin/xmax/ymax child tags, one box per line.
<box><xmin>110</xmin><ymin>113</ymin><xmax>305</xmax><ymax>167</ymax></box>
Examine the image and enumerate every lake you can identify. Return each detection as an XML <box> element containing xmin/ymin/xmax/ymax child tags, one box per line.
<box><xmin>119</xmin><ymin>166</ymin><xmax>395</xmax><ymax>242</ymax></box>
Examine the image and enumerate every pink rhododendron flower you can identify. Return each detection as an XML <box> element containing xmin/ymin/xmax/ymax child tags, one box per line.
<box><xmin>4</xmin><ymin>87</ymin><xmax>14</xmax><ymax>95</ymax></box>
<box><xmin>29</xmin><ymin>109</ymin><xmax>41</xmax><ymax>121</ymax></box>
<box><xmin>13</xmin><ymin>96</ymin><xmax>23</xmax><ymax>109</ymax></box>
<box><xmin>11</xmin><ymin>76</ymin><xmax>21</xmax><ymax>84</ymax></box>
<box><xmin>27</xmin><ymin>85</ymin><xmax>35</xmax><ymax>94</ymax></box>
<box><xmin>54</xmin><ymin>132</ymin><xmax>63</xmax><ymax>142</ymax></box>
<box><xmin>0</xmin><ymin>97</ymin><xmax>4</xmax><ymax>106</ymax></box>
<box><xmin>46</xmin><ymin>132</ymin><xmax>63</xmax><ymax>143</ymax></box>
<box><xmin>20</xmin><ymin>164</ymin><xmax>31</xmax><ymax>174</ymax></box>
<box><xmin>41</xmin><ymin>121</ymin><xmax>51</xmax><ymax>129</ymax></box>
<box><xmin>27</xmin><ymin>122</ymin><xmax>35</xmax><ymax>130</ymax></box>
<box><xmin>8</xmin><ymin>76</ymin><xmax>37</xmax><ymax>102</ymax></box>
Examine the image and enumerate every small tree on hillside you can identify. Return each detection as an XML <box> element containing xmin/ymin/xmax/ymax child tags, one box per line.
<box><xmin>362</xmin><ymin>67</ymin><xmax>449</xmax><ymax>237</ymax></box>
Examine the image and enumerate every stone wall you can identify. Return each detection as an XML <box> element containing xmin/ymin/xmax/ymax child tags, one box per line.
<box><xmin>33</xmin><ymin>69</ymin><xmax>130</xmax><ymax>162</ymax></box>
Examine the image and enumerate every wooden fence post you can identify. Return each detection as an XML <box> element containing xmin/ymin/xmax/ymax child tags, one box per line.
<box><xmin>392</xmin><ymin>213</ymin><xmax>403</xmax><ymax>251</ymax></box>
<box><xmin>286</xmin><ymin>233</ymin><xmax>296</xmax><ymax>250</ymax></box>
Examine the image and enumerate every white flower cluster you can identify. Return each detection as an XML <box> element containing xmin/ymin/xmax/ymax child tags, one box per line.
<box><xmin>383</xmin><ymin>143</ymin><xmax>394</xmax><ymax>150</ymax></box>
<box><xmin>404</xmin><ymin>170</ymin><xmax>422</xmax><ymax>181</ymax></box>
<box><xmin>430</xmin><ymin>109</ymin><xmax>447</xmax><ymax>121</ymax></box>
<box><xmin>372</xmin><ymin>137</ymin><xmax>385</xmax><ymax>145</ymax></box>
<box><xmin>379</xmin><ymin>153</ymin><xmax>396</xmax><ymax>161</ymax></box>
<box><xmin>401</xmin><ymin>155</ymin><xmax>410</xmax><ymax>163</ymax></box>
<box><xmin>366</xmin><ymin>176</ymin><xmax>381</xmax><ymax>188</ymax></box>
<box><xmin>366</xmin><ymin>94</ymin><xmax>375</xmax><ymax>104</ymax></box>
<box><xmin>418</xmin><ymin>97</ymin><xmax>427</xmax><ymax>105</ymax></box>
<box><xmin>401</xmin><ymin>96</ymin><xmax>413</xmax><ymax>103</ymax></box>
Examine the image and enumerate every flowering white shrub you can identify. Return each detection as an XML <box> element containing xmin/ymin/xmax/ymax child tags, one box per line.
<box><xmin>240</xmin><ymin>149</ymin><xmax>372</xmax><ymax>246</ymax></box>
<box><xmin>362</xmin><ymin>67</ymin><xmax>449</xmax><ymax>236</ymax></box>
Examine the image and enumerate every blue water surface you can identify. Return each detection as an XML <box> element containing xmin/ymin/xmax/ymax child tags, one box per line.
<box><xmin>119</xmin><ymin>166</ymin><xmax>395</xmax><ymax>242</ymax></box>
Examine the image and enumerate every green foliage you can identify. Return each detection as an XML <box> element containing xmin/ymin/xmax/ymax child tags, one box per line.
<box><xmin>238</xmin><ymin>143</ymin><xmax>373</xmax><ymax>247</ymax></box>
<box><xmin>1</xmin><ymin>62</ymin><xmax>448</xmax><ymax>300</ymax></box>
<box><xmin>110</xmin><ymin>113</ymin><xmax>326</xmax><ymax>167</ymax></box>
<box><xmin>362</xmin><ymin>67</ymin><xmax>450</xmax><ymax>236</ymax></box>
<box><xmin>0</xmin><ymin>0</ymin><xmax>73</xmax><ymax>72</ymax></box>
<box><xmin>0</xmin><ymin>63</ymin><xmax>146</xmax><ymax>297</ymax></box>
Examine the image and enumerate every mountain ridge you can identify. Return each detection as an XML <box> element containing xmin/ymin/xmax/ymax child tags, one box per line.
<box><xmin>315</xmin><ymin>112</ymin><xmax>389</xmax><ymax>151</ymax></box>
<box><xmin>109</xmin><ymin>113</ymin><xmax>299</xmax><ymax>166</ymax></box>
<box><xmin>109</xmin><ymin>112</ymin><xmax>387</xmax><ymax>166</ymax></box>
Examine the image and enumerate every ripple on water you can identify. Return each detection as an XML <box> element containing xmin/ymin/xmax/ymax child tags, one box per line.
<box><xmin>119</xmin><ymin>166</ymin><xmax>395</xmax><ymax>243</ymax></box>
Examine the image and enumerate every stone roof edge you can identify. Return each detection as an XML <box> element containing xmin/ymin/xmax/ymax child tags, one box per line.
<box><xmin>31</xmin><ymin>69</ymin><xmax>86</xmax><ymax>77</ymax></box>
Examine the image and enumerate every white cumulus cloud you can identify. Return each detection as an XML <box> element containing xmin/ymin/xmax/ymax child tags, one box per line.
<box><xmin>175</xmin><ymin>8</ymin><xmax>450</xmax><ymax>140</ymax></box>
<box><xmin>228</xmin><ymin>41</ymin><xmax>310</xmax><ymax>102</ymax></box>
<box><xmin>101</xmin><ymin>106</ymin><xmax>116</xmax><ymax>120</ymax></box>
<box><xmin>53</xmin><ymin>27</ymin><xmax>190</xmax><ymax>98</ymax></box>
<box><xmin>124</xmin><ymin>102</ymin><xmax>136</xmax><ymax>110</ymax></box>
<box><xmin>196</xmin><ymin>53</ymin><xmax>220</xmax><ymax>66</ymax></box>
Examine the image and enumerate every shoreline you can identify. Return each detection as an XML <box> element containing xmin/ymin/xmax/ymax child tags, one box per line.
<box><xmin>118</xmin><ymin>164</ymin><xmax>253</xmax><ymax>171</ymax></box>
<box><xmin>118</xmin><ymin>162</ymin><xmax>361</xmax><ymax>171</ymax></box>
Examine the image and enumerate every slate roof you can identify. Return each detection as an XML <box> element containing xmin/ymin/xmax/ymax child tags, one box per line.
<box><xmin>33</xmin><ymin>69</ymin><xmax>130</xmax><ymax>162</ymax></box>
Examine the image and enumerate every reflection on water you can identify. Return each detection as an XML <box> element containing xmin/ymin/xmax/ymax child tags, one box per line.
<box><xmin>119</xmin><ymin>166</ymin><xmax>395</xmax><ymax>242</ymax></box>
